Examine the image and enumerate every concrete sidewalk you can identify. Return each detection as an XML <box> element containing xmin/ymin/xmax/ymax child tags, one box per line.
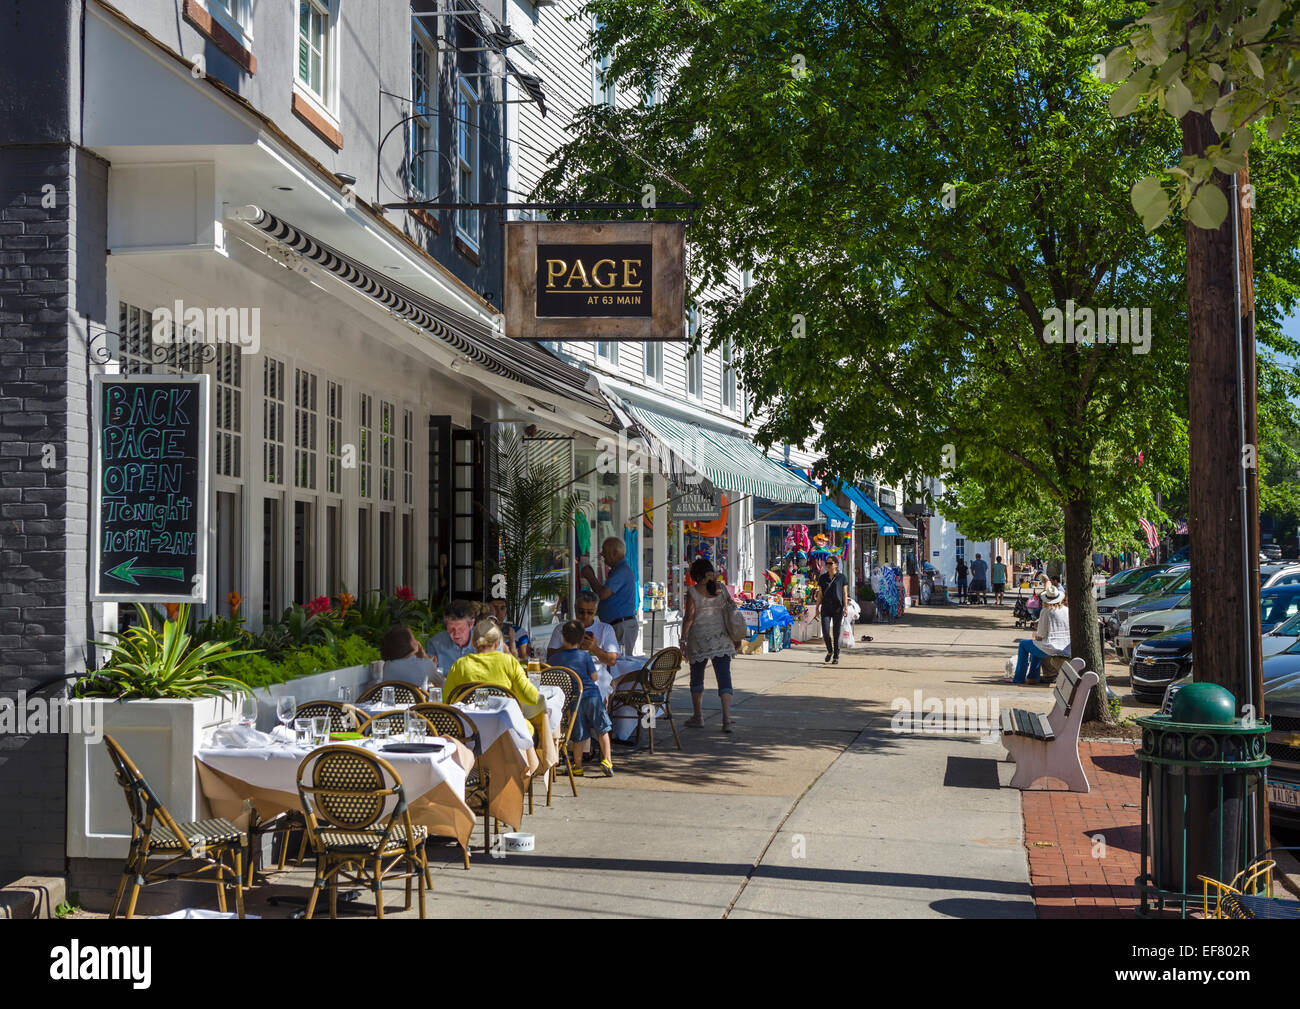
<box><xmin>233</xmin><ymin>605</ymin><xmax>1041</xmax><ymax>918</ymax></box>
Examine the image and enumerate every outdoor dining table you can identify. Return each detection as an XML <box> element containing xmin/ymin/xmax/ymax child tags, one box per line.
<box><xmin>450</xmin><ymin>694</ymin><xmax>559</xmax><ymax>830</ymax></box>
<box><xmin>194</xmin><ymin>734</ymin><xmax>478</xmax><ymax>849</ymax></box>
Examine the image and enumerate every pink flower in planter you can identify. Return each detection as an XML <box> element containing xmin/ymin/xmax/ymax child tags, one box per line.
<box><xmin>394</xmin><ymin>586</ymin><xmax>414</xmax><ymax>601</ymax></box>
<box><xmin>306</xmin><ymin>596</ymin><xmax>332</xmax><ymax>616</ymax></box>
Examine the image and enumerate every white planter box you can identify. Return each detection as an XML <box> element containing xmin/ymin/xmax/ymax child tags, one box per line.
<box><xmin>67</xmin><ymin>696</ymin><xmax>235</xmax><ymax>860</ymax></box>
<box><xmin>66</xmin><ymin>663</ymin><xmax>380</xmax><ymax>861</ymax></box>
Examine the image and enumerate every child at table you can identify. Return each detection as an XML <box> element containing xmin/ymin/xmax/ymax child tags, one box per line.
<box><xmin>548</xmin><ymin>620</ymin><xmax>614</xmax><ymax>777</ymax></box>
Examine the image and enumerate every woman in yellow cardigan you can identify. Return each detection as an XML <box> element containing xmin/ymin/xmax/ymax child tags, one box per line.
<box><xmin>444</xmin><ymin>620</ymin><xmax>545</xmax><ymax>738</ymax></box>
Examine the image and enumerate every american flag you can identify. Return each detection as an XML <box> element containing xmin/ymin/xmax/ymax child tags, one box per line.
<box><xmin>1138</xmin><ymin>517</ymin><xmax>1159</xmax><ymax>551</ymax></box>
<box><xmin>1174</xmin><ymin>519</ymin><xmax>1188</xmax><ymax>535</ymax></box>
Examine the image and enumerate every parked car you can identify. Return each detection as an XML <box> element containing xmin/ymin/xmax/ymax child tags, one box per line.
<box><xmin>1114</xmin><ymin>594</ymin><xmax>1192</xmax><ymax>662</ymax></box>
<box><xmin>1263</xmin><ymin>543</ymin><xmax>1283</xmax><ymax>561</ymax></box>
<box><xmin>1134</xmin><ymin>586</ymin><xmax>1300</xmax><ymax>705</ymax></box>
<box><xmin>1104</xmin><ymin>565</ymin><xmax>1167</xmax><ymax>598</ymax></box>
<box><xmin>1264</xmin><ymin>610</ymin><xmax>1300</xmax><ymax>660</ymax></box>
<box><xmin>1262</xmin><ymin>563</ymin><xmax>1300</xmax><ymax>589</ymax></box>
<box><xmin>1168</xmin><ymin>545</ymin><xmax>1190</xmax><ymax>564</ymax></box>
<box><xmin>1099</xmin><ymin>567</ymin><xmax>1191</xmax><ymax>638</ymax></box>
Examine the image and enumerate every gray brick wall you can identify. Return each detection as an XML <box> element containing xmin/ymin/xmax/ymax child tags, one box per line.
<box><xmin>0</xmin><ymin>142</ymin><xmax>106</xmax><ymax>883</ymax></box>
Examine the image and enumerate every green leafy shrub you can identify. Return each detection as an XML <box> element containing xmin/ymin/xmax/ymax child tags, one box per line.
<box><xmin>216</xmin><ymin>633</ymin><xmax>380</xmax><ymax>689</ymax></box>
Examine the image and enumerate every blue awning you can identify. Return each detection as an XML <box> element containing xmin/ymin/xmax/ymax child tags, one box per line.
<box><xmin>838</xmin><ymin>481</ymin><xmax>899</xmax><ymax>536</ymax></box>
<box><xmin>819</xmin><ymin>496</ymin><xmax>852</xmax><ymax>532</ymax></box>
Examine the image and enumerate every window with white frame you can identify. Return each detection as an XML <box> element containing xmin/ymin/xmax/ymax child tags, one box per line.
<box><xmin>955</xmin><ymin>538</ymin><xmax>965</xmax><ymax>562</ymax></box>
<box><xmin>297</xmin><ymin>0</ymin><xmax>332</xmax><ymax>106</ymax></box>
<box><xmin>380</xmin><ymin>400</ymin><xmax>396</xmax><ymax>502</ymax></box>
<box><xmin>326</xmin><ymin>380</ymin><xmax>343</xmax><ymax>495</ymax></box>
<box><xmin>214</xmin><ymin>345</ymin><xmax>242</xmax><ymax>478</ymax></box>
<box><xmin>410</xmin><ymin>24</ymin><xmax>436</xmax><ymax>198</ymax></box>
<box><xmin>403</xmin><ymin>409</ymin><xmax>414</xmax><ymax>506</ymax></box>
<box><xmin>644</xmin><ymin>341</ymin><xmax>663</xmax><ymax>384</ymax></box>
<box><xmin>685</xmin><ymin>304</ymin><xmax>702</xmax><ymax>398</ymax></box>
<box><xmin>203</xmin><ymin>0</ymin><xmax>251</xmax><ymax>46</ymax></box>
<box><xmin>263</xmin><ymin>357</ymin><xmax>286</xmax><ymax>485</ymax></box>
<box><xmin>116</xmin><ymin>302</ymin><xmax>154</xmax><ymax>375</ymax></box>
<box><xmin>721</xmin><ymin>337</ymin><xmax>737</xmax><ymax>411</ymax></box>
<box><xmin>457</xmin><ymin>81</ymin><xmax>479</xmax><ymax>244</ymax></box>
<box><xmin>358</xmin><ymin>392</ymin><xmax>373</xmax><ymax>499</ymax></box>
<box><xmin>293</xmin><ymin>367</ymin><xmax>318</xmax><ymax>490</ymax></box>
<box><xmin>592</xmin><ymin>17</ymin><xmax>615</xmax><ymax>106</ymax></box>
<box><xmin>595</xmin><ymin>341</ymin><xmax>617</xmax><ymax>366</ymax></box>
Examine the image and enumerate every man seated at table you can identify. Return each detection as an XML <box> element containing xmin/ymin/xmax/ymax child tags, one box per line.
<box><xmin>381</xmin><ymin>625</ymin><xmax>442</xmax><ymax>687</ymax></box>
<box><xmin>426</xmin><ymin>599</ymin><xmax>476</xmax><ymax>674</ymax></box>
<box><xmin>490</xmin><ymin>597</ymin><xmax>530</xmax><ymax>661</ymax></box>
<box><xmin>445</xmin><ymin>620</ymin><xmax>545</xmax><ymax>739</ymax></box>
<box><xmin>546</xmin><ymin>589</ymin><xmax>622</xmax><ymax>692</ymax></box>
<box><xmin>548</xmin><ymin>620</ymin><xmax>614</xmax><ymax>777</ymax></box>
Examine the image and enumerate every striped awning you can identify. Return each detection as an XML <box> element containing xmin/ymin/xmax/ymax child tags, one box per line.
<box><xmin>618</xmin><ymin>400</ymin><xmax>820</xmax><ymax>505</ymax></box>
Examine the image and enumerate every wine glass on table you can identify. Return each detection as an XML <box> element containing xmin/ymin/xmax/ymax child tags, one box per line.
<box><xmin>276</xmin><ymin>696</ymin><xmax>296</xmax><ymax>744</ymax></box>
<box><xmin>238</xmin><ymin>694</ymin><xmax>258</xmax><ymax>729</ymax></box>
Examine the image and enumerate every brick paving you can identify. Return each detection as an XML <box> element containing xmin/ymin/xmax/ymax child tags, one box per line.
<box><xmin>1021</xmin><ymin>741</ymin><xmax>1144</xmax><ymax>918</ymax></box>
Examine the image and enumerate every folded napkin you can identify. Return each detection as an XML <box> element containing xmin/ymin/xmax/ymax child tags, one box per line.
<box><xmin>208</xmin><ymin>724</ymin><xmax>277</xmax><ymax>749</ymax></box>
<box><xmin>269</xmin><ymin>725</ymin><xmax>295</xmax><ymax>743</ymax></box>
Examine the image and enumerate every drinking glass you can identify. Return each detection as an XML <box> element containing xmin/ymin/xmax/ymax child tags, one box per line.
<box><xmin>371</xmin><ymin>718</ymin><xmax>391</xmax><ymax>744</ymax></box>
<box><xmin>238</xmin><ymin>694</ymin><xmax>258</xmax><ymax>728</ymax></box>
<box><xmin>337</xmin><ymin>685</ymin><xmax>352</xmax><ymax>703</ymax></box>
<box><xmin>421</xmin><ymin>678</ymin><xmax>434</xmax><ymax>699</ymax></box>
<box><xmin>405</xmin><ymin>711</ymin><xmax>425</xmax><ymax>742</ymax></box>
<box><xmin>381</xmin><ymin>685</ymin><xmax>396</xmax><ymax>707</ymax></box>
<box><xmin>527</xmin><ymin>672</ymin><xmax>541</xmax><ymax>690</ymax></box>
<box><xmin>428</xmin><ymin>687</ymin><xmax>442</xmax><ymax>704</ymax></box>
<box><xmin>294</xmin><ymin>718</ymin><xmax>312</xmax><ymax>746</ymax></box>
<box><xmin>310</xmin><ymin>716</ymin><xmax>330</xmax><ymax>747</ymax></box>
<box><xmin>276</xmin><ymin>696</ymin><xmax>296</xmax><ymax>739</ymax></box>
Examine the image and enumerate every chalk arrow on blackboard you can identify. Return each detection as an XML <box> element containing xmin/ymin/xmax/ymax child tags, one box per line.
<box><xmin>105</xmin><ymin>557</ymin><xmax>185</xmax><ymax>586</ymax></box>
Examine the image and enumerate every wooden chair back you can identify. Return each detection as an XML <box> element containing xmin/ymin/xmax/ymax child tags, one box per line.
<box><xmin>296</xmin><ymin>747</ymin><xmax>412</xmax><ymax>853</ymax></box>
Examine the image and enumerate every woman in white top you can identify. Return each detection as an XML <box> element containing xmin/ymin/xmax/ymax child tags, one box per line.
<box><xmin>681</xmin><ymin>558</ymin><xmax>743</xmax><ymax>733</ymax></box>
<box><xmin>1006</xmin><ymin>582</ymin><xmax>1071</xmax><ymax>683</ymax></box>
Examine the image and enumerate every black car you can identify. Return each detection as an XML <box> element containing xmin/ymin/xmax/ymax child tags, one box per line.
<box><xmin>1263</xmin><ymin>671</ymin><xmax>1300</xmax><ymax>827</ymax></box>
<box><xmin>1130</xmin><ymin>626</ymin><xmax>1193</xmax><ymax>704</ymax></box>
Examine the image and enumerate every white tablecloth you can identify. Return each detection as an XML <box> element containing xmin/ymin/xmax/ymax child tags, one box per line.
<box><xmin>196</xmin><ymin>737</ymin><xmax>468</xmax><ymax>817</ymax></box>
<box><xmin>601</xmin><ymin>656</ymin><xmax>648</xmax><ymax>700</ymax></box>
<box><xmin>452</xmin><ymin>696</ymin><xmax>534</xmax><ymax>757</ymax></box>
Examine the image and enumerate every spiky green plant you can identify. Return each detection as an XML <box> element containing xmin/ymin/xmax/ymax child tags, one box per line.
<box><xmin>493</xmin><ymin>428</ymin><xmax>580</xmax><ymax>627</ymax></box>
<box><xmin>75</xmin><ymin>604</ymin><xmax>258</xmax><ymax>700</ymax></box>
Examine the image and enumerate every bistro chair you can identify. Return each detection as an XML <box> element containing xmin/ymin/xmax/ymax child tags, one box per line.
<box><xmin>538</xmin><ymin>665</ymin><xmax>583</xmax><ymax>805</ymax></box>
<box><xmin>295</xmin><ymin>699</ymin><xmax>369</xmax><ymax>732</ymax></box>
<box><xmin>409</xmin><ymin>702</ymin><xmax>491</xmax><ymax>869</ymax></box>
<box><xmin>359</xmin><ymin>709</ymin><xmax>411</xmax><ymax>738</ymax></box>
<box><xmin>357</xmin><ymin>680</ymin><xmax>427</xmax><ymax>705</ymax></box>
<box><xmin>295</xmin><ymin>746</ymin><xmax>429</xmax><ymax>920</ymax></box>
<box><xmin>103</xmin><ymin>734</ymin><xmax>245</xmax><ymax>918</ymax></box>
<box><xmin>446</xmin><ymin>682</ymin><xmax>516</xmax><ymax>706</ymax></box>
<box><xmin>607</xmin><ymin>647</ymin><xmax>683</xmax><ymax>754</ymax></box>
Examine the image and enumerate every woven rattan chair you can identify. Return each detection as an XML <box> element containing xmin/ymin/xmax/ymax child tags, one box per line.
<box><xmin>359</xmin><ymin>709</ymin><xmax>411</xmax><ymax>737</ymax></box>
<box><xmin>409</xmin><ymin>702</ymin><xmax>491</xmax><ymax>868</ymax></box>
<box><xmin>538</xmin><ymin>665</ymin><xmax>582</xmax><ymax>805</ymax></box>
<box><xmin>103</xmin><ymin>734</ymin><xmax>245</xmax><ymax>918</ymax></box>
<box><xmin>295</xmin><ymin>699</ymin><xmax>369</xmax><ymax>732</ymax></box>
<box><xmin>357</xmin><ymin>680</ymin><xmax>427</xmax><ymax>705</ymax></box>
<box><xmin>295</xmin><ymin>746</ymin><xmax>429</xmax><ymax>919</ymax></box>
<box><xmin>607</xmin><ymin>647</ymin><xmax>683</xmax><ymax>753</ymax></box>
<box><xmin>445</xmin><ymin>682</ymin><xmax>516</xmax><ymax>706</ymax></box>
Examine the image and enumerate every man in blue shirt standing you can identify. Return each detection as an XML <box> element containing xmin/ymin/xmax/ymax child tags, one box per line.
<box><xmin>582</xmin><ymin>537</ymin><xmax>639</xmax><ymax>656</ymax></box>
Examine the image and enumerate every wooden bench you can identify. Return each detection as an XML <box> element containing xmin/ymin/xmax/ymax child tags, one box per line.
<box><xmin>1000</xmin><ymin>657</ymin><xmax>1099</xmax><ymax>793</ymax></box>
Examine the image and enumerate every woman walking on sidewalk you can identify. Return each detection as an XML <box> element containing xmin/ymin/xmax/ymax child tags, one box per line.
<box><xmin>681</xmin><ymin>558</ymin><xmax>742</xmax><ymax>733</ymax></box>
<box><xmin>816</xmin><ymin>555</ymin><xmax>848</xmax><ymax>664</ymax></box>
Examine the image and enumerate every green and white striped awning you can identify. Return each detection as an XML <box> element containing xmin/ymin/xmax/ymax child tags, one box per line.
<box><xmin>619</xmin><ymin>400</ymin><xmax>820</xmax><ymax>505</ymax></box>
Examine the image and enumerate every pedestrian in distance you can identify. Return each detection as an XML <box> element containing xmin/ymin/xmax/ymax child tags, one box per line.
<box><xmin>969</xmin><ymin>553</ymin><xmax>989</xmax><ymax>605</ymax></box>
<box><xmin>955</xmin><ymin>556</ymin><xmax>969</xmax><ymax>602</ymax></box>
<box><xmin>992</xmin><ymin>555</ymin><xmax>1008</xmax><ymax>606</ymax></box>
<box><xmin>681</xmin><ymin>558</ymin><xmax>742</xmax><ymax>733</ymax></box>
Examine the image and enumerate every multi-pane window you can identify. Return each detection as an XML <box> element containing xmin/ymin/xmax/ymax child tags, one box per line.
<box><xmin>214</xmin><ymin>346</ymin><xmax>242</xmax><ymax>478</ymax></box>
<box><xmin>644</xmin><ymin>341</ymin><xmax>663</xmax><ymax>383</ymax></box>
<box><xmin>358</xmin><ymin>393</ymin><xmax>373</xmax><ymax>499</ymax></box>
<box><xmin>403</xmin><ymin>409</ymin><xmax>414</xmax><ymax>506</ymax></box>
<box><xmin>297</xmin><ymin>0</ymin><xmax>330</xmax><ymax>103</ymax></box>
<box><xmin>263</xmin><ymin>357</ymin><xmax>286</xmax><ymax>485</ymax></box>
<box><xmin>721</xmin><ymin>337</ymin><xmax>737</xmax><ymax>410</ymax></box>
<box><xmin>380</xmin><ymin>400</ymin><xmax>396</xmax><ymax>502</ymax></box>
<box><xmin>685</xmin><ymin>347</ymin><xmax>702</xmax><ymax>399</ymax></box>
<box><xmin>116</xmin><ymin>301</ymin><xmax>199</xmax><ymax>375</ymax></box>
<box><xmin>593</xmin><ymin>18</ymin><xmax>615</xmax><ymax>106</ymax></box>
<box><xmin>955</xmin><ymin>538</ymin><xmax>965</xmax><ymax>562</ymax></box>
<box><xmin>326</xmin><ymin>380</ymin><xmax>343</xmax><ymax>495</ymax></box>
<box><xmin>411</xmin><ymin>26</ymin><xmax>435</xmax><ymax>198</ymax></box>
<box><xmin>117</xmin><ymin>302</ymin><xmax>154</xmax><ymax>375</ymax></box>
<box><xmin>457</xmin><ymin>82</ymin><xmax>479</xmax><ymax>243</ymax></box>
<box><xmin>293</xmin><ymin>368</ymin><xmax>318</xmax><ymax>490</ymax></box>
<box><xmin>595</xmin><ymin>342</ymin><xmax>617</xmax><ymax>365</ymax></box>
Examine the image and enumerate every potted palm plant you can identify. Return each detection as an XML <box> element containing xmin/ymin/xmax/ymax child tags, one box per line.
<box><xmin>492</xmin><ymin>428</ymin><xmax>580</xmax><ymax>636</ymax></box>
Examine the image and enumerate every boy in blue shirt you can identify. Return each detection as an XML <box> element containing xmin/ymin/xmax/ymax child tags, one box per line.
<box><xmin>548</xmin><ymin>619</ymin><xmax>614</xmax><ymax>777</ymax></box>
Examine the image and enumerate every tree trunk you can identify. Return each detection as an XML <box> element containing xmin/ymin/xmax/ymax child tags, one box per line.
<box><xmin>1063</xmin><ymin>494</ymin><xmax>1110</xmax><ymax>722</ymax></box>
<box><xmin>1183</xmin><ymin>112</ymin><xmax>1264</xmax><ymax>720</ymax></box>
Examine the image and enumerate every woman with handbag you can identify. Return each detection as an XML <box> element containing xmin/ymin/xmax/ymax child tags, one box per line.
<box><xmin>681</xmin><ymin>558</ymin><xmax>743</xmax><ymax>733</ymax></box>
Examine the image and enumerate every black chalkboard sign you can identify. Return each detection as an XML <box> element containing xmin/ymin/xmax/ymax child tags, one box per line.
<box><xmin>93</xmin><ymin>375</ymin><xmax>209</xmax><ymax>603</ymax></box>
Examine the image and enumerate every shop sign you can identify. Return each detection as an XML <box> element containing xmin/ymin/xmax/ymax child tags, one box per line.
<box><xmin>671</xmin><ymin>477</ymin><xmax>721</xmax><ymax>521</ymax></box>
<box><xmin>751</xmin><ymin>496</ymin><xmax>818</xmax><ymax>524</ymax></box>
<box><xmin>93</xmin><ymin>375</ymin><xmax>209</xmax><ymax>603</ymax></box>
<box><xmin>506</xmin><ymin>220</ymin><xmax>685</xmax><ymax>341</ymax></box>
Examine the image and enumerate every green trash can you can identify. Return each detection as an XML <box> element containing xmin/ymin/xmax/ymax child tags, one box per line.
<box><xmin>1136</xmin><ymin>683</ymin><xmax>1270</xmax><ymax>912</ymax></box>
